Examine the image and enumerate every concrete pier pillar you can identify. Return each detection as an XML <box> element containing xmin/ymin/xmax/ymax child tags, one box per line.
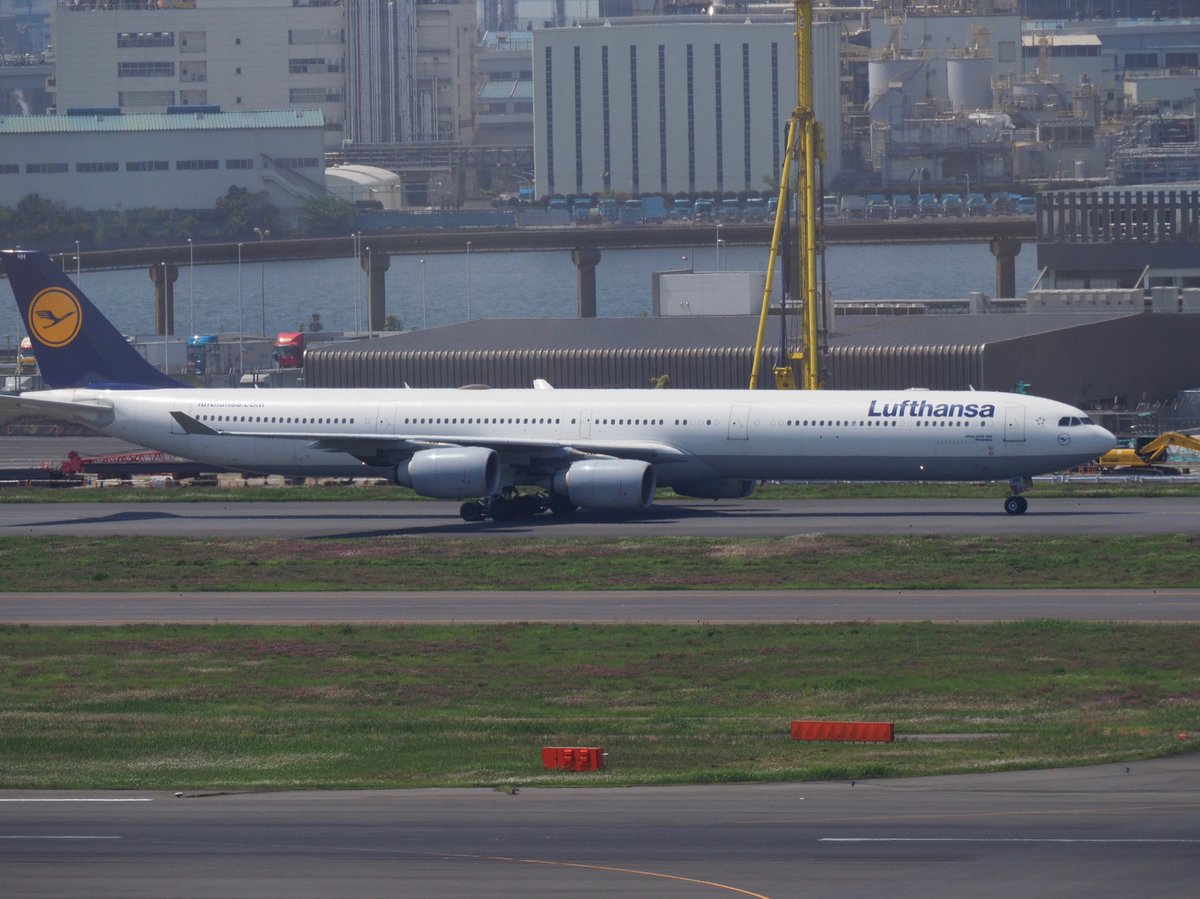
<box><xmin>149</xmin><ymin>262</ymin><xmax>178</xmax><ymax>335</ymax></box>
<box><xmin>989</xmin><ymin>238</ymin><xmax>1022</xmax><ymax>299</ymax></box>
<box><xmin>361</xmin><ymin>249</ymin><xmax>390</xmax><ymax>331</ymax></box>
<box><xmin>571</xmin><ymin>246</ymin><xmax>602</xmax><ymax>318</ymax></box>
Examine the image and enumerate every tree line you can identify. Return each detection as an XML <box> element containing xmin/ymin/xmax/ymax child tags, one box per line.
<box><xmin>0</xmin><ymin>188</ymin><xmax>356</xmax><ymax>251</ymax></box>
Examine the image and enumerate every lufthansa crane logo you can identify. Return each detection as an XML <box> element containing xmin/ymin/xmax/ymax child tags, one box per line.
<box><xmin>27</xmin><ymin>287</ymin><xmax>82</xmax><ymax>348</ymax></box>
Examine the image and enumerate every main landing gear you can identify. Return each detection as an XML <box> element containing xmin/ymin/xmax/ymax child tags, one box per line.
<box><xmin>459</xmin><ymin>491</ymin><xmax>579</xmax><ymax>522</ymax></box>
<box><xmin>1004</xmin><ymin>476</ymin><xmax>1031</xmax><ymax>515</ymax></box>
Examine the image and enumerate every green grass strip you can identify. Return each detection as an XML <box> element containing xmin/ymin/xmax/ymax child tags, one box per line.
<box><xmin>1</xmin><ymin>622</ymin><xmax>1196</xmax><ymax>790</ymax></box>
<box><xmin>0</xmin><ymin>534</ymin><xmax>1198</xmax><ymax>591</ymax></box>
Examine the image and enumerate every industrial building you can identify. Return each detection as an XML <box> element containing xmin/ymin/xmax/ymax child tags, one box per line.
<box><xmin>51</xmin><ymin>0</ymin><xmax>348</xmax><ymax>148</ymax></box>
<box><xmin>531</xmin><ymin>16</ymin><xmax>842</xmax><ymax>198</ymax></box>
<box><xmin>49</xmin><ymin>0</ymin><xmax>476</xmax><ymax>154</ymax></box>
<box><xmin>0</xmin><ymin>107</ymin><xmax>327</xmax><ymax>212</ymax></box>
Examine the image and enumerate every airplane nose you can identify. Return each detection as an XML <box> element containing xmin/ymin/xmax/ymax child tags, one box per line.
<box><xmin>1094</xmin><ymin>425</ymin><xmax>1117</xmax><ymax>454</ymax></box>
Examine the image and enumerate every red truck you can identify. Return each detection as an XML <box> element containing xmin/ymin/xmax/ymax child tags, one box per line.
<box><xmin>273</xmin><ymin>332</ymin><xmax>306</xmax><ymax>368</ymax></box>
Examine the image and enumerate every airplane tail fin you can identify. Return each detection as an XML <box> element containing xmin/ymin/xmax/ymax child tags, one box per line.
<box><xmin>1</xmin><ymin>248</ymin><xmax>187</xmax><ymax>389</ymax></box>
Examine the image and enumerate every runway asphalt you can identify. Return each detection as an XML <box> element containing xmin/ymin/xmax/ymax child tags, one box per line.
<box><xmin>4</xmin><ymin>754</ymin><xmax>1198</xmax><ymax>898</ymax></box>
<box><xmin>1</xmin><ymin>495</ymin><xmax>1198</xmax><ymax>537</ymax></box>
<box><xmin>3</xmin><ymin>588</ymin><xmax>1200</xmax><ymax>625</ymax></box>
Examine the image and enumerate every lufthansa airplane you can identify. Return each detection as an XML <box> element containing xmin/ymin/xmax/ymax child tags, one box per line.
<box><xmin>1</xmin><ymin>249</ymin><xmax>1115</xmax><ymax>521</ymax></box>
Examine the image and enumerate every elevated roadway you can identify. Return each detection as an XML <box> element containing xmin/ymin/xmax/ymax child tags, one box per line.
<box><xmin>57</xmin><ymin>218</ymin><xmax>1036</xmax><ymax>271</ymax></box>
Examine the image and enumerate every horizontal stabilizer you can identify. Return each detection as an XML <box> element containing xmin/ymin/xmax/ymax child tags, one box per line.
<box><xmin>0</xmin><ymin>392</ymin><xmax>115</xmax><ymax>427</ymax></box>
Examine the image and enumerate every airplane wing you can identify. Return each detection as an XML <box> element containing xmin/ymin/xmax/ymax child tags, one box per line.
<box><xmin>169</xmin><ymin>410</ymin><xmax>689</xmax><ymax>469</ymax></box>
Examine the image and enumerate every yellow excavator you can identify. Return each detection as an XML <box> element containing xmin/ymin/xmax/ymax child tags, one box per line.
<box><xmin>1098</xmin><ymin>431</ymin><xmax>1200</xmax><ymax>475</ymax></box>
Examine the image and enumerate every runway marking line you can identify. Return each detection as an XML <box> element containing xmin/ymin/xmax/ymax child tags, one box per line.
<box><xmin>516</xmin><ymin>857</ymin><xmax>771</xmax><ymax>898</ymax></box>
<box><xmin>440</xmin><ymin>851</ymin><xmax>770</xmax><ymax>897</ymax></box>
<box><xmin>1</xmin><ymin>836</ymin><xmax>122</xmax><ymax>840</ymax></box>
<box><xmin>822</xmin><ymin>837</ymin><xmax>1200</xmax><ymax>844</ymax></box>
<box><xmin>751</xmin><ymin>800</ymin><xmax>1200</xmax><ymax>826</ymax></box>
<box><xmin>0</xmin><ymin>798</ymin><xmax>151</xmax><ymax>803</ymax></box>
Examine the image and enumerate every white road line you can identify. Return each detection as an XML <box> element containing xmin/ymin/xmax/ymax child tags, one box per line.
<box><xmin>821</xmin><ymin>837</ymin><xmax>1200</xmax><ymax>844</ymax></box>
<box><xmin>1</xmin><ymin>836</ymin><xmax>123</xmax><ymax>840</ymax></box>
<box><xmin>0</xmin><ymin>798</ymin><xmax>152</xmax><ymax>803</ymax></box>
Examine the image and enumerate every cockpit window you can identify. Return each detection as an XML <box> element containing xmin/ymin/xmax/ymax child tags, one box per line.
<box><xmin>1058</xmin><ymin>416</ymin><xmax>1094</xmax><ymax>427</ymax></box>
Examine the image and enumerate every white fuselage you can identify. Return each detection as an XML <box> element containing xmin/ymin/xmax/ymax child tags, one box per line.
<box><xmin>27</xmin><ymin>386</ymin><xmax>1116</xmax><ymax>486</ymax></box>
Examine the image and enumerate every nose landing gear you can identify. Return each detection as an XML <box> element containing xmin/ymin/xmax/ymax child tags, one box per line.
<box><xmin>1004</xmin><ymin>476</ymin><xmax>1031</xmax><ymax>515</ymax></box>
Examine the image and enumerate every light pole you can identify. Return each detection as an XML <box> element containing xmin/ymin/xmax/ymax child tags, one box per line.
<box><xmin>161</xmin><ymin>261</ymin><xmax>169</xmax><ymax>374</ymax></box>
<box><xmin>419</xmin><ymin>258</ymin><xmax>427</xmax><ymax>329</ymax></box>
<box><xmin>74</xmin><ymin>240</ymin><xmax>80</xmax><ymax>284</ymax></box>
<box><xmin>255</xmin><ymin>227</ymin><xmax>270</xmax><ymax>337</ymax></box>
<box><xmin>365</xmin><ymin>245</ymin><xmax>371</xmax><ymax>332</ymax></box>
<box><xmin>187</xmin><ymin>237</ymin><xmax>194</xmax><ymax>337</ymax></box>
<box><xmin>237</xmin><ymin>242</ymin><xmax>244</xmax><ymax>374</ymax></box>
<box><xmin>715</xmin><ymin>224</ymin><xmax>722</xmax><ymax>270</ymax></box>
<box><xmin>351</xmin><ymin>232</ymin><xmax>361</xmax><ymax>333</ymax></box>
<box><xmin>465</xmin><ymin>241</ymin><xmax>472</xmax><ymax>321</ymax></box>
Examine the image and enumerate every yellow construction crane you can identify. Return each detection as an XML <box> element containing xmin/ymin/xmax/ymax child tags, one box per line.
<box><xmin>750</xmin><ymin>0</ymin><xmax>824</xmax><ymax>391</ymax></box>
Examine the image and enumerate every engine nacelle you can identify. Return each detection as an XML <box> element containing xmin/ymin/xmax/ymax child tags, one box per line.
<box><xmin>395</xmin><ymin>446</ymin><xmax>500</xmax><ymax>499</ymax></box>
<box><xmin>553</xmin><ymin>459</ymin><xmax>656</xmax><ymax>511</ymax></box>
<box><xmin>672</xmin><ymin>479</ymin><xmax>758</xmax><ymax>500</ymax></box>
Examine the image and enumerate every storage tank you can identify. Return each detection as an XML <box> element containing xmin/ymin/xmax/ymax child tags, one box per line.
<box><xmin>947</xmin><ymin>56</ymin><xmax>993</xmax><ymax>112</ymax></box>
<box><xmin>867</xmin><ymin>55</ymin><xmax>926</xmax><ymax>118</ymax></box>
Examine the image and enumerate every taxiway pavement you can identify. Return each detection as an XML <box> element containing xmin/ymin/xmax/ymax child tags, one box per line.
<box><xmin>3</xmin><ymin>755</ymin><xmax>1198</xmax><ymax>898</ymax></box>
<box><xmin>1</xmin><ymin>496</ymin><xmax>1198</xmax><ymax>537</ymax></box>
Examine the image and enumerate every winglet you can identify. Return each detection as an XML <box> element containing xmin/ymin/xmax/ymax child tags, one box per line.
<box><xmin>170</xmin><ymin>410</ymin><xmax>220</xmax><ymax>436</ymax></box>
<box><xmin>1</xmin><ymin>249</ymin><xmax>189</xmax><ymax>390</ymax></box>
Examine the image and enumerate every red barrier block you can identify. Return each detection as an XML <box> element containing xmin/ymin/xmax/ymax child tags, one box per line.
<box><xmin>790</xmin><ymin>721</ymin><xmax>895</xmax><ymax>743</ymax></box>
<box><xmin>541</xmin><ymin>746</ymin><xmax>606</xmax><ymax>770</ymax></box>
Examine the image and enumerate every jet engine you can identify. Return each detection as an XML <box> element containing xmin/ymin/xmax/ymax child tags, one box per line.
<box><xmin>553</xmin><ymin>459</ymin><xmax>656</xmax><ymax>510</ymax></box>
<box><xmin>395</xmin><ymin>446</ymin><xmax>500</xmax><ymax>498</ymax></box>
<box><xmin>672</xmin><ymin>479</ymin><xmax>758</xmax><ymax>499</ymax></box>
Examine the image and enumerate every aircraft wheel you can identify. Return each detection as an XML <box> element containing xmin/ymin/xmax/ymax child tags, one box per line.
<box><xmin>1003</xmin><ymin>495</ymin><xmax>1028</xmax><ymax>515</ymax></box>
<box><xmin>460</xmin><ymin>500</ymin><xmax>486</xmax><ymax>522</ymax></box>
<box><xmin>514</xmin><ymin>494</ymin><xmax>542</xmax><ymax>518</ymax></box>
<box><xmin>490</xmin><ymin>498</ymin><xmax>516</xmax><ymax>522</ymax></box>
<box><xmin>548</xmin><ymin>494</ymin><xmax>578</xmax><ymax>515</ymax></box>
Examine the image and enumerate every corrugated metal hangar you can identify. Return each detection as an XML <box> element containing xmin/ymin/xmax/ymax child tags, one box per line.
<box><xmin>305</xmin><ymin>311</ymin><xmax>1200</xmax><ymax>412</ymax></box>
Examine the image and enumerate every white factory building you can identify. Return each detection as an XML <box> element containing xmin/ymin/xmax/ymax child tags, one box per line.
<box><xmin>532</xmin><ymin>16</ymin><xmax>841</xmax><ymax>198</ymax></box>
<box><xmin>0</xmin><ymin>107</ymin><xmax>327</xmax><ymax>212</ymax></box>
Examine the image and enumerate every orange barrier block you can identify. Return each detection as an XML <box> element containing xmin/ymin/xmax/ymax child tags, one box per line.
<box><xmin>790</xmin><ymin>721</ymin><xmax>895</xmax><ymax>743</ymax></box>
<box><xmin>541</xmin><ymin>746</ymin><xmax>606</xmax><ymax>771</ymax></box>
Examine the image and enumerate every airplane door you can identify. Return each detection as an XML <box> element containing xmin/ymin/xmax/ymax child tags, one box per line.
<box><xmin>1004</xmin><ymin>406</ymin><xmax>1026</xmax><ymax>442</ymax></box>
<box><xmin>728</xmin><ymin>404</ymin><xmax>750</xmax><ymax>440</ymax></box>
<box><xmin>579</xmin><ymin>410</ymin><xmax>592</xmax><ymax>438</ymax></box>
<box><xmin>376</xmin><ymin>405</ymin><xmax>396</xmax><ymax>434</ymax></box>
